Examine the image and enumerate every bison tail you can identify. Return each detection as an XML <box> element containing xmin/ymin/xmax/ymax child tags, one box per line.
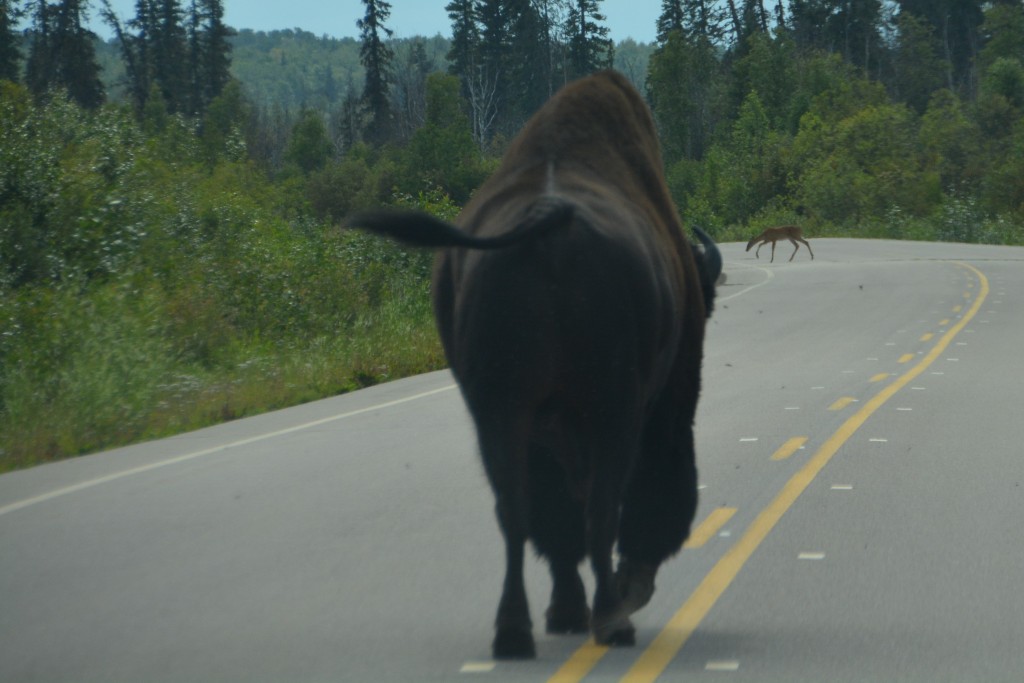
<box><xmin>344</xmin><ymin>196</ymin><xmax>575</xmax><ymax>250</ymax></box>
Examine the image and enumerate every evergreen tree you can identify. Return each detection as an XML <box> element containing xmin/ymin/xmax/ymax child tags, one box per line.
<box><xmin>897</xmin><ymin>0</ymin><xmax>985</xmax><ymax>93</ymax></box>
<box><xmin>647</xmin><ymin>29</ymin><xmax>720</xmax><ymax>160</ymax></box>
<box><xmin>565</xmin><ymin>0</ymin><xmax>613</xmax><ymax>80</ymax></box>
<box><xmin>507</xmin><ymin>0</ymin><xmax>552</xmax><ymax>123</ymax></box>
<box><xmin>659</xmin><ymin>0</ymin><xmax>726</xmax><ymax>44</ymax></box>
<box><xmin>0</xmin><ymin>0</ymin><xmax>23</xmax><ymax>82</ymax></box>
<box><xmin>978</xmin><ymin>2</ymin><xmax>1024</xmax><ymax>73</ymax></box>
<box><xmin>26</xmin><ymin>0</ymin><xmax>104</xmax><ymax>108</ymax></box>
<box><xmin>891</xmin><ymin>11</ymin><xmax>945</xmax><ymax>114</ymax></box>
<box><xmin>657</xmin><ymin>0</ymin><xmax>685</xmax><ymax>44</ymax></box>
<box><xmin>150</xmin><ymin>0</ymin><xmax>189</xmax><ymax>113</ymax></box>
<box><xmin>391</xmin><ymin>38</ymin><xmax>433</xmax><ymax>141</ymax></box>
<box><xmin>789</xmin><ymin>0</ymin><xmax>833</xmax><ymax>53</ymax></box>
<box><xmin>445</xmin><ymin>0</ymin><xmax>479</xmax><ymax>88</ymax></box>
<box><xmin>357</xmin><ymin>0</ymin><xmax>394</xmax><ymax>145</ymax></box>
<box><xmin>191</xmin><ymin>0</ymin><xmax>233</xmax><ymax>115</ymax></box>
<box><xmin>829</xmin><ymin>0</ymin><xmax>883</xmax><ymax>72</ymax></box>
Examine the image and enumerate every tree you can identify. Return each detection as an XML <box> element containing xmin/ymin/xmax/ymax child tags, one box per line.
<box><xmin>149</xmin><ymin>0</ymin><xmax>189</xmax><ymax>113</ymax></box>
<box><xmin>565</xmin><ymin>0</ymin><xmax>613</xmax><ymax>80</ymax></box>
<box><xmin>25</xmin><ymin>0</ymin><xmax>105</xmax><ymax>108</ymax></box>
<box><xmin>401</xmin><ymin>72</ymin><xmax>483</xmax><ymax>201</ymax></box>
<box><xmin>0</xmin><ymin>0</ymin><xmax>23</xmax><ymax>82</ymax></box>
<box><xmin>357</xmin><ymin>0</ymin><xmax>394</xmax><ymax>145</ymax></box>
<box><xmin>190</xmin><ymin>0</ymin><xmax>233</xmax><ymax>116</ymax></box>
<box><xmin>897</xmin><ymin>0</ymin><xmax>985</xmax><ymax>94</ymax></box>
<box><xmin>446</xmin><ymin>0</ymin><xmax>479</xmax><ymax>90</ymax></box>
<box><xmin>507</xmin><ymin>0</ymin><xmax>552</xmax><ymax>123</ymax></box>
<box><xmin>476</xmin><ymin>0</ymin><xmax>510</xmax><ymax>131</ymax></box>
<box><xmin>391</xmin><ymin>38</ymin><xmax>433</xmax><ymax>142</ymax></box>
<box><xmin>918</xmin><ymin>89</ymin><xmax>981</xmax><ymax>191</ymax></box>
<box><xmin>978</xmin><ymin>2</ymin><xmax>1024</xmax><ymax>73</ymax></box>
<box><xmin>656</xmin><ymin>0</ymin><xmax>685</xmax><ymax>43</ymax></box>
<box><xmin>730</xmin><ymin>31</ymin><xmax>798</xmax><ymax>130</ymax></box>
<box><xmin>658</xmin><ymin>0</ymin><xmax>726</xmax><ymax>44</ymax></box>
<box><xmin>286</xmin><ymin>108</ymin><xmax>333</xmax><ymax>174</ymax></box>
<box><xmin>789</xmin><ymin>0</ymin><xmax>833</xmax><ymax>53</ymax></box>
<box><xmin>647</xmin><ymin>30</ymin><xmax>721</xmax><ymax>161</ymax></box>
<box><xmin>890</xmin><ymin>11</ymin><xmax>946</xmax><ymax>114</ymax></box>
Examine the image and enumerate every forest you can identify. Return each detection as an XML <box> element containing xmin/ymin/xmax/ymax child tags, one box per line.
<box><xmin>2</xmin><ymin>0</ymin><xmax>1023</xmax><ymax>470</ymax></box>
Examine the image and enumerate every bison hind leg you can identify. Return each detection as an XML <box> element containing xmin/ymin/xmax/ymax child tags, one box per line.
<box><xmin>527</xmin><ymin>440</ymin><xmax>590</xmax><ymax>634</ymax></box>
<box><xmin>615</xmin><ymin>558</ymin><xmax>656</xmax><ymax>615</ymax></box>
<box><xmin>545</xmin><ymin>560</ymin><xmax>590</xmax><ymax>634</ymax></box>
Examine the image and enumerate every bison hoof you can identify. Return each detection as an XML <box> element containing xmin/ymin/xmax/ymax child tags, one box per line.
<box><xmin>492</xmin><ymin>628</ymin><xmax>536</xmax><ymax>659</ymax></box>
<box><xmin>615</xmin><ymin>559</ymin><xmax>656</xmax><ymax>615</ymax></box>
<box><xmin>593</xmin><ymin>616</ymin><xmax>636</xmax><ymax>647</ymax></box>
<box><xmin>545</xmin><ymin>604</ymin><xmax>590</xmax><ymax>634</ymax></box>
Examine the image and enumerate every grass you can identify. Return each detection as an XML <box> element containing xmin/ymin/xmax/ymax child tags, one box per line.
<box><xmin>0</xmin><ymin>274</ymin><xmax>444</xmax><ymax>473</ymax></box>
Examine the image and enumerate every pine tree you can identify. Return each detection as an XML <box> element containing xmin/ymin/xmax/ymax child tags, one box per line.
<box><xmin>191</xmin><ymin>0</ymin><xmax>233</xmax><ymax>115</ymax></box>
<box><xmin>357</xmin><ymin>0</ymin><xmax>394</xmax><ymax>145</ymax></box>
<box><xmin>150</xmin><ymin>0</ymin><xmax>188</xmax><ymax>113</ymax></box>
<box><xmin>507</xmin><ymin>0</ymin><xmax>551</xmax><ymax>123</ymax></box>
<box><xmin>26</xmin><ymin>0</ymin><xmax>104</xmax><ymax>108</ymax></box>
<box><xmin>0</xmin><ymin>0</ymin><xmax>23</xmax><ymax>82</ymax></box>
<box><xmin>565</xmin><ymin>0</ymin><xmax>613</xmax><ymax>80</ymax></box>
<box><xmin>659</xmin><ymin>0</ymin><xmax>726</xmax><ymax>44</ymax></box>
<box><xmin>897</xmin><ymin>0</ymin><xmax>985</xmax><ymax>93</ymax></box>
<box><xmin>445</xmin><ymin>0</ymin><xmax>479</xmax><ymax>88</ymax></box>
<box><xmin>657</xmin><ymin>0</ymin><xmax>685</xmax><ymax>43</ymax></box>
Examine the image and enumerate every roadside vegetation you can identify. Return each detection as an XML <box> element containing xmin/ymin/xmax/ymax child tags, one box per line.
<box><xmin>2</xmin><ymin>0</ymin><xmax>1023</xmax><ymax>471</ymax></box>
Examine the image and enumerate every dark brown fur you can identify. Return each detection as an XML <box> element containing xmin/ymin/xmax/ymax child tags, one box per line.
<box><xmin>346</xmin><ymin>70</ymin><xmax>720</xmax><ymax>658</ymax></box>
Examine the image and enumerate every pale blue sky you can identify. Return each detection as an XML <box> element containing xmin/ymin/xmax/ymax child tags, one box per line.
<box><xmin>89</xmin><ymin>1</ymin><xmax>661</xmax><ymax>43</ymax></box>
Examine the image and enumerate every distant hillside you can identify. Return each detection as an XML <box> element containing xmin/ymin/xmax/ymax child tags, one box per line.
<box><xmin>94</xmin><ymin>29</ymin><xmax>652</xmax><ymax>112</ymax></box>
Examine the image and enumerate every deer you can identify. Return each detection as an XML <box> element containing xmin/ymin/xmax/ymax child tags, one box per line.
<box><xmin>746</xmin><ymin>225</ymin><xmax>814</xmax><ymax>263</ymax></box>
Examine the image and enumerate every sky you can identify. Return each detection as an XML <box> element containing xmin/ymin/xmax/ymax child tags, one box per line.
<box><xmin>88</xmin><ymin>1</ymin><xmax>661</xmax><ymax>44</ymax></box>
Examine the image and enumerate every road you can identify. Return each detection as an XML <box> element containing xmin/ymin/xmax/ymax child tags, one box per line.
<box><xmin>2</xmin><ymin>238</ymin><xmax>1023</xmax><ymax>682</ymax></box>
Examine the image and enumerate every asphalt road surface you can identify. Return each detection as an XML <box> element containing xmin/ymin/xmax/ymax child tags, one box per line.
<box><xmin>2</xmin><ymin>238</ymin><xmax>1023</xmax><ymax>683</ymax></box>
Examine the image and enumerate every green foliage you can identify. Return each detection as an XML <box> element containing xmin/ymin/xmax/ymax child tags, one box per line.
<box><xmin>0</xmin><ymin>89</ymin><xmax>444</xmax><ymax>472</ymax></box>
<box><xmin>286</xmin><ymin>109</ymin><xmax>334</xmax><ymax>174</ymax></box>
<box><xmin>398</xmin><ymin>72</ymin><xmax>484</xmax><ymax>202</ymax></box>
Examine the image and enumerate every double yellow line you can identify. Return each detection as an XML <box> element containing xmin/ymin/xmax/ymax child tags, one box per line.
<box><xmin>549</xmin><ymin>263</ymin><xmax>989</xmax><ymax>683</ymax></box>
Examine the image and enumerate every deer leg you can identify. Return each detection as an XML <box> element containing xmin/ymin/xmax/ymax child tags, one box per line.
<box><xmin>770</xmin><ymin>240</ymin><xmax>776</xmax><ymax>263</ymax></box>
<box><xmin>788</xmin><ymin>238</ymin><xmax>799</xmax><ymax>262</ymax></box>
<box><xmin>799</xmin><ymin>237</ymin><xmax>814</xmax><ymax>260</ymax></box>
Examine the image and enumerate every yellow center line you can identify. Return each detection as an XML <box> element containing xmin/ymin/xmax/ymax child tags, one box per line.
<box><xmin>684</xmin><ymin>508</ymin><xmax>738</xmax><ymax>548</ymax></box>
<box><xmin>548</xmin><ymin>641</ymin><xmax>609</xmax><ymax>683</ymax></box>
<box><xmin>547</xmin><ymin>506</ymin><xmax>738</xmax><ymax>682</ymax></box>
<box><xmin>546</xmin><ymin>263</ymin><xmax>988</xmax><ymax>683</ymax></box>
<box><xmin>939</xmin><ymin>318</ymin><xmax>950</xmax><ymax>326</ymax></box>
<box><xmin>952</xmin><ymin>305</ymin><xmax>962</xmax><ymax>313</ymax></box>
<box><xmin>919</xmin><ymin>333</ymin><xmax>934</xmax><ymax>342</ymax></box>
<box><xmin>828</xmin><ymin>397</ymin><xmax>856</xmax><ymax>411</ymax></box>
<box><xmin>770</xmin><ymin>437</ymin><xmax>808</xmax><ymax>461</ymax></box>
<box><xmin>898</xmin><ymin>353</ymin><xmax>915</xmax><ymax>363</ymax></box>
<box><xmin>869</xmin><ymin>373</ymin><xmax>890</xmax><ymax>383</ymax></box>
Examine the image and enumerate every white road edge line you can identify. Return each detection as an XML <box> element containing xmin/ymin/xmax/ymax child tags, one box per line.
<box><xmin>717</xmin><ymin>264</ymin><xmax>774</xmax><ymax>303</ymax></box>
<box><xmin>0</xmin><ymin>384</ymin><xmax>458</xmax><ymax>517</ymax></box>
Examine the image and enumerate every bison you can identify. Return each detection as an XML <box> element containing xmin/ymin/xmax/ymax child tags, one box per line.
<box><xmin>346</xmin><ymin>70</ymin><xmax>721</xmax><ymax>659</ymax></box>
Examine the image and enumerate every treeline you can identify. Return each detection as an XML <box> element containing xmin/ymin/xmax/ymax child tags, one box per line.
<box><xmin>337</xmin><ymin>0</ymin><xmax>1024</xmax><ymax>240</ymax></box>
